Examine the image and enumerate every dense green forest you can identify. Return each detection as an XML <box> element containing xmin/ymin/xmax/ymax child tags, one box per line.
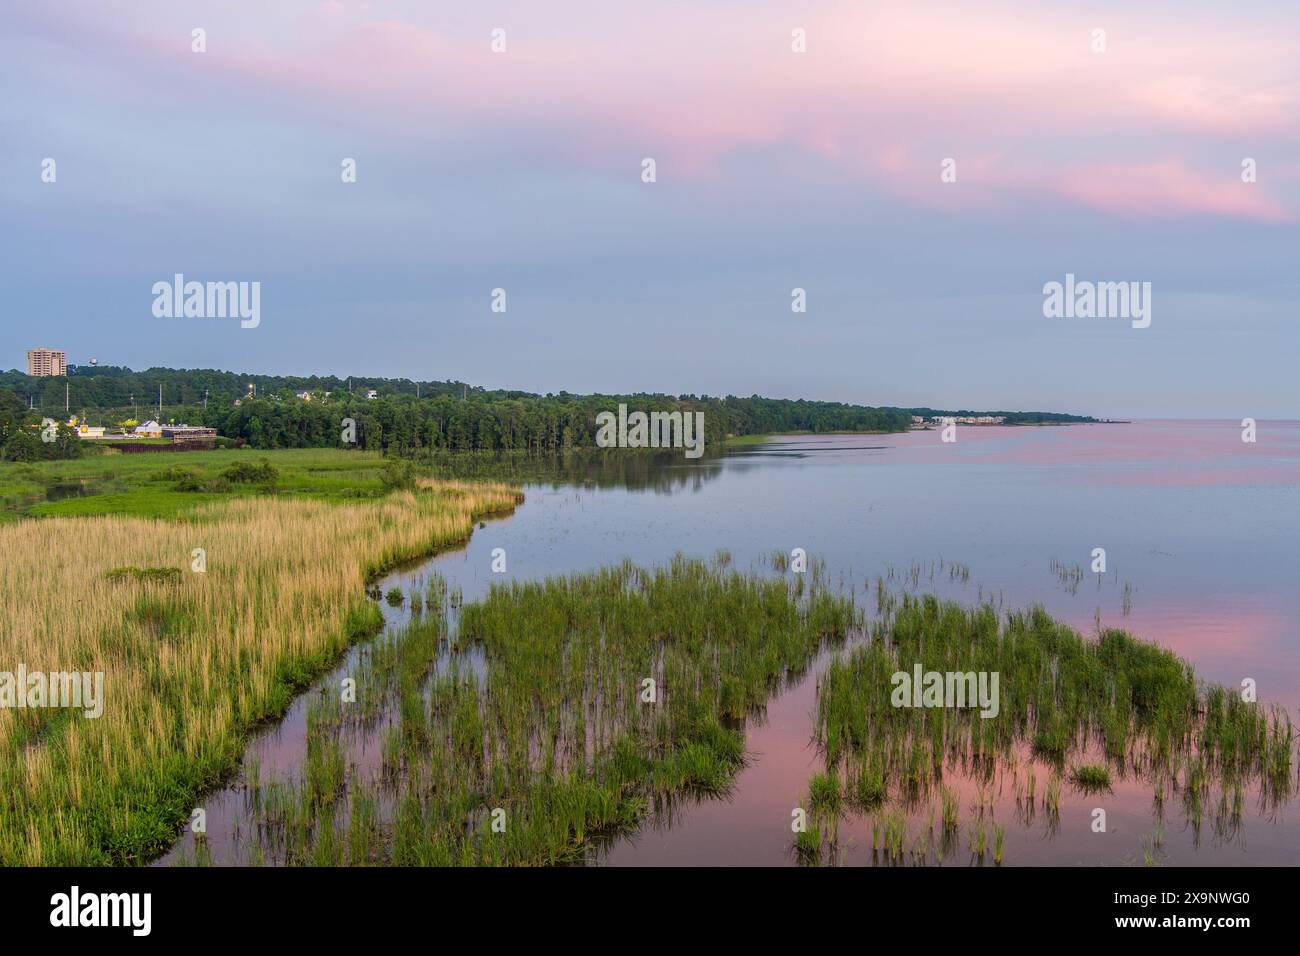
<box><xmin>0</xmin><ymin>365</ymin><xmax>1096</xmax><ymax>458</ymax></box>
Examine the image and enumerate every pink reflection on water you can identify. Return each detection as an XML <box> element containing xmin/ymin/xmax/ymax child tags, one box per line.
<box><xmin>159</xmin><ymin>420</ymin><xmax>1300</xmax><ymax>866</ymax></box>
<box><xmin>785</xmin><ymin>420</ymin><xmax>1300</xmax><ymax>488</ymax></box>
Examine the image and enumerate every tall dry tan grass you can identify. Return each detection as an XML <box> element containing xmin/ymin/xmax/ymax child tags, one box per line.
<box><xmin>0</xmin><ymin>480</ymin><xmax>519</xmax><ymax>864</ymax></box>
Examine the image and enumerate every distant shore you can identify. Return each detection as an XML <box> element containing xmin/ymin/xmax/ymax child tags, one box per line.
<box><xmin>724</xmin><ymin>420</ymin><xmax>1115</xmax><ymax>444</ymax></box>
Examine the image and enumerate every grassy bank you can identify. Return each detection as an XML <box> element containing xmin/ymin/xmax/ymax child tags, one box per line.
<box><xmin>0</xmin><ymin>477</ymin><xmax>520</xmax><ymax>865</ymax></box>
<box><xmin>0</xmin><ymin>448</ymin><xmax>401</xmax><ymax>519</ymax></box>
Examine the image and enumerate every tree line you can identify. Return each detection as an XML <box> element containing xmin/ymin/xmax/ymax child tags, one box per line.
<box><xmin>0</xmin><ymin>365</ymin><xmax>1095</xmax><ymax>458</ymax></box>
<box><xmin>201</xmin><ymin>392</ymin><xmax>913</xmax><ymax>453</ymax></box>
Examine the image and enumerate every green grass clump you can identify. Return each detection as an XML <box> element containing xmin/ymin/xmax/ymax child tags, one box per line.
<box><xmin>805</xmin><ymin>592</ymin><xmax>1297</xmax><ymax>835</ymax></box>
<box><xmin>220</xmin><ymin>459</ymin><xmax>278</xmax><ymax>484</ymax></box>
<box><xmin>105</xmin><ymin>566</ymin><xmax>182</xmax><ymax>586</ymax></box>
<box><xmin>941</xmin><ymin>786</ymin><xmax>960</xmax><ymax>831</ymax></box>
<box><xmin>1070</xmin><ymin>764</ymin><xmax>1112</xmax><ymax>791</ymax></box>
<box><xmin>853</xmin><ymin>761</ymin><xmax>887</xmax><ymax>808</ymax></box>
<box><xmin>793</xmin><ymin>823</ymin><xmax>822</xmax><ymax>864</ymax></box>
<box><xmin>809</xmin><ymin>771</ymin><xmax>842</xmax><ymax>813</ymax></box>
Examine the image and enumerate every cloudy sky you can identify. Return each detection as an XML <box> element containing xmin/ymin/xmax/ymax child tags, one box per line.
<box><xmin>2</xmin><ymin>1</ymin><xmax>1297</xmax><ymax>417</ymax></box>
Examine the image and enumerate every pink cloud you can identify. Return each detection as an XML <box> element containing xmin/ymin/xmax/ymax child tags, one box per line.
<box><xmin>45</xmin><ymin>1</ymin><xmax>1300</xmax><ymax>220</ymax></box>
<box><xmin>1130</xmin><ymin>74</ymin><xmax>1299</xmax><ymax>137</ymax></box>
<box><xmin>1056</xmin><ymin>160</ymin><xmax>1294</xmax><ymax>222</ymax></box>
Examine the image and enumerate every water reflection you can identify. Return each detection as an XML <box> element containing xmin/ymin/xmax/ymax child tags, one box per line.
<box><xmin>421</xmin><ymin>447</ymin><xmax>725</xmax><ymax>493</ymax></box>
<box><xmin>160</xmin><ymin>421</ymin><xmax>1300</xmax><ymax>867</ymax></box>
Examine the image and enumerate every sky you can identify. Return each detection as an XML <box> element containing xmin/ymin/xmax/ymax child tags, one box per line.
<box><xmin>1</xmin><ymin>0</ymin><xmax>1297</xmax><ymax>418</ymax></box>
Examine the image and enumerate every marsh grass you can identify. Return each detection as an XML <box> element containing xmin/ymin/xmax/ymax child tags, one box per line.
<box><xmin>3</xmin><ymin>448</ymin><xmax>408</xmax><ymax>520</ymax></box>
<box><xmin>806</xmin><ymin>592</ymin><xmax>1297</xmax><ymax>855</ymax></box>
<box><xmin>1070</xmin><ymin>764</ymin><xmax>1112</xmax><ymax>792</ymax></box>
<box><xmin>105</xmin><ymin>565</ymin><xmax>183</xmax><ymax>586</ymax></box>
<box><xmin>1050</xmin><ymin>559</ymin><xmax>1084</xmax><ymax>595</ymax></box>
<box><xmin>941</xmin><ymin>786</ymin><xmax>960</xmax><ymax>831</ymax></box>
<box><xmin>226</xmin><ymin>557</ymin><xmax>861</xmax><ymax>866</ymax></box>
<box><xmin>809</xmin><ymin>771</ymin><xmax>842</xmax><ymax>813</ymax></box>
<box><xmin>0</xmin><ymin>479</ymin><xmax>520</xmax><ymax>864</ymax></box>
<box><xmin>794</xmin><ymin>822</ymin><xmax>822</xmax><ymax>864</ymax></box>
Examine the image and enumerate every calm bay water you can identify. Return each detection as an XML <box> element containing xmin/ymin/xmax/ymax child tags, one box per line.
<box><xmin>161</xmin><ymin>420</ymin><xmax>1300</xmax><ymax>866</ymax></box>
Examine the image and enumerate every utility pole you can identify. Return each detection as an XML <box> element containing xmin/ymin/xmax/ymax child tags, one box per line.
<box><xmin>204</xmin><ymin>388</ymin><xmax>209</xmax><ymax>410</ymax></box>
<box><xmin>159</xmin><ymin>383</ymin><xmax>163</xmax><ymax>419</ymax></box>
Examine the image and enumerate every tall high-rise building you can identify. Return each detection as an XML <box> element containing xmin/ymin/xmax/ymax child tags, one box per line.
<box><xmin>27</xmin><ymin>347</ymin><xmax>67</xmax><ymax>377</ymax></box>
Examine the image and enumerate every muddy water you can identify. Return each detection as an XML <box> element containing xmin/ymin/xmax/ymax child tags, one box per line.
<box><xmin>159</xmin><ymin>420</ymin><xmax>1300</xmax><ymax>866</ymax></box>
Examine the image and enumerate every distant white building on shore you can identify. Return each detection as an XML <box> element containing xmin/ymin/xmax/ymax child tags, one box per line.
<box><xmin>929</xmin><ymin>415</ymin><xmax>1006</xmax><ymax>426</ymax></box>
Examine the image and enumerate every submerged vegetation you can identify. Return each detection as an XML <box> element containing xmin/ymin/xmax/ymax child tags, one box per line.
<box><xmin>798</xmin><ymin>591</ymin><xmax>1297</xmax><ymax>865</ymax></box>
<box><xmin>1070</xmin><ymin>764</ymin><xmax>1113</xmax><ymax>791</ymax></box>
<box><xmin>160</xmin><ymin>550</ymin><xmax>1300</xmax><ymax>868</ymax></box>
<box><xmin>191</xmin><ymin>558</ymin><xmax>861</xmax><ymax>865</ymax></box>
